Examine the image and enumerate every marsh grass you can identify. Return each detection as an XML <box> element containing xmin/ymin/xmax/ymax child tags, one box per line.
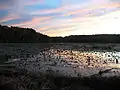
<box><xmin>1</xmin><ymin>43</ymin><xmax>120</xmax><ymax>90</ymax></box>
<box><xmin>1</xmin><ymin>68</ymin><xmax>120</xmax><ymax>90</ymax></box>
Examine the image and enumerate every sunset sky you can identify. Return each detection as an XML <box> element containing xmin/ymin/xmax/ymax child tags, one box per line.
<box><xmin>0</xmin><ymin>0</ymin><xmax>120</xmax><ymax>36</ymax></box>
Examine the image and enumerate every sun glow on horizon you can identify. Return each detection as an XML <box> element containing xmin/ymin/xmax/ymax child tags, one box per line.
<box><xmin>44</xmin><ymin>11</ymin><xmax>120</xmax><ymax>37</ymax></box>
<box><xmin>0</xmin><ymin>0</ymin><xmax>120</xmax><ymax>36</ymax></box>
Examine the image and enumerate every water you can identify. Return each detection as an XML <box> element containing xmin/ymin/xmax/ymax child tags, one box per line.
<box><xmin>1</xmin><ymin>43</ymin><xmax>120</xmax><ymax>77</ymax></box>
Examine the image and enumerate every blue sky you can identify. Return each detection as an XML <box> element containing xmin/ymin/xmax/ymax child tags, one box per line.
<box><xmin>0</xmin><ymin>0</ymin><xmax>120</xmax><ymax>36</ymax></box>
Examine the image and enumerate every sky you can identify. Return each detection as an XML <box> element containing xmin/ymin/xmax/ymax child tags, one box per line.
<box><xmin>0</xmin><ymin>0</ymin><xmax>120</xmax><ymax>37</ymax></box>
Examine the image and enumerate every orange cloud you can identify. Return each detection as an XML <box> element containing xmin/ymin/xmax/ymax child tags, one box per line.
<box><xmin>65</xmin><ymin>2</ymin><xmax>120</xmax><ymax>16</ymax></box>
<box><xmin>37</xmin><ymin>24</ymin><xmax>77</xmax><ymax>32</ymax></box>
<box><xmin>11</xmin><ymin>16</ymin><xmax>53</xmax><ymax>27</ymax></box>
<box><xmin>42</xmin><ymin>27</ymin><xmax>75</xmax><ymax>37</ymax></box>
<box><xmin>6</xmin><ymin>1</ymin><xmax>120</xmax><ymax>37</ymax></box>
<box><xmin>0</xmin><ymin>14</ymin><xmax>20</xmax><ymax>23</ymax></box>
<box><xmin>31</xmin><ymin>1</ymin><xmax>120</xmax><ymax>17</ymax></box>
<box><xmin>38</xmin><ymin>11</ymin><xmax>120</xmax><ymax>36</ymax></box>
<box><xmin>31</xmin><ymin>5</ymin><xmax>70</xmax><ymax>15</ymax></box>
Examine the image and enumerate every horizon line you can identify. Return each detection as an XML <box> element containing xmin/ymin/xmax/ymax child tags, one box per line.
<box><xmin>1</xmin><ymin>24</ymin><xmax>120</xmax><ymax>37</ymax></box>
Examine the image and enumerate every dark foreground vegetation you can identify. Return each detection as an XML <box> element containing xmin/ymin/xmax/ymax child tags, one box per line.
<box><xmin>0</xmin><ymin>25</ymin><xmax>120</xmax><ymax>43</ymax></box>
<box><xmin>0</xmin><ymin>66</ymin><xmax>120</xmax><ymax>90</ymax></box>
<box><xmin>1</xmin><ymin>25</ymin><xmax>120</xmax><ymax>90</ymax></box>
<box><xmin>0</xmin><ymin>25</ymin><xmax>50</xmax><ymax>43</ymax></box>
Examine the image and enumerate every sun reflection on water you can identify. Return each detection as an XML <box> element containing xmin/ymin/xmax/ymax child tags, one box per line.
<box><xmin>51</xmin><ymin>48</ymin><xmax>120</xmax><ymax>68</ymax></box>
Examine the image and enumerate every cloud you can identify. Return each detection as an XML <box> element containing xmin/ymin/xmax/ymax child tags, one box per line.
<box><xmin>65</xmin><ymin>2</ymin><xmax>120</xmax><ymax>16</ymax></box>
<box><xmin>41</xmin><ymin>27</ymin><xmax>76</xmax><ymax>37</ymax></box>
<box><xmin>36</xmin><ymin>24</ymin><xmax>77</xmax><ymax>32</ymax></box>
<box><xmin>110</xmin><ymin>0</ymin><xmax>120</xmax><ymax>3</ymax></box>
<box><xmin>0</xmin><ymin>0</ymin><xmax>15</xmax><ymax>4</ymax></box>
<box><xmin>61</xmin><ymin>0</ymin><xmax>90</xmax><ymax>6</ymax></box>
<box><xmin>0</xmin><ymin>13</ymin><xmax>20</xmax><ymax>24</ymax></box>
<box><xmin>0</xmin><ymin>0</ymin><xmax>16</xmax><ymax>10</ymax></box>
<box><xmin>1</xmin><ymin>17</ymin><xmax>32</xmax><ymax>25</ymax></box>
<box><xmin>36</xmin><ymin>11</ymin><xmax>120</xmax><ymax>36</ymax></box>
<box><xmin>30</xmin><ymin>0</ymin><xmax>120</xmax><ymax>18</ymax></box>
<box><xmin>10</xmin><ymin>16</ymin><xmax>53</xmax><ymax>28</ymax></box>
<box><xmin>1</xmin><ymin>0</ymin><xmax>120</xmax><ymax>36</ymax></box>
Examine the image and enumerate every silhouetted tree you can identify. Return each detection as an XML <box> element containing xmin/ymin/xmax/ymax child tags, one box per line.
<box><xmin>0</xmin><ymin>24</ymin><xmax>120</xmax><ymax>43</ymax></box>
<box><xmin>0</xmin><ymin>25</ymin><xmax>50</xmax><ymax>43</ymax></box>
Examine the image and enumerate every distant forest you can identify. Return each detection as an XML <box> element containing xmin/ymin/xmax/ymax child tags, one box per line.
<box><xmin>0</xmin><ymin>25</ymin><xmax>120</xmax><ymax>43</ymax></box>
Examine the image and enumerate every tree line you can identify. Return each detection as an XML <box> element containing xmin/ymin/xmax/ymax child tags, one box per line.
<box><xmin>0</xmin><ymin>25</ymin><xmax>120</xmax><ymax>43</ymax></box>
<box><xmin>0</xmin><ymin>25</ymin><xmax>50</xmax><ymax>43</ymax></box>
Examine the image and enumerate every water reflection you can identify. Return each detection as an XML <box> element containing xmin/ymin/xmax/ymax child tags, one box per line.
<box><xmin>3</xmin><ymin>43</ymin><xmax>120</xmax><ymax>77</ymax></box>
<box><xmin>49</xmin><ymin>48</ymin><xmax>120</xmax><ymax>68</ymax></box>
